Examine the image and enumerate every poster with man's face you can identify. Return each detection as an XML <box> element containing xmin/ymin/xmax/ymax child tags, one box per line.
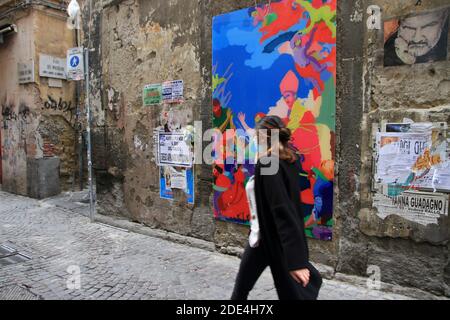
<box><xmin>384</xmin><ymin>8</ymin><xmax>449</xmax><ymax>66</ymax></box>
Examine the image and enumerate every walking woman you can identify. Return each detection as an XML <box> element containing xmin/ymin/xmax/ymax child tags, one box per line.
<box><xmin>231</xmin><ymin>115</ymin><xmax>322</xmax><ymax>300</ymax></box>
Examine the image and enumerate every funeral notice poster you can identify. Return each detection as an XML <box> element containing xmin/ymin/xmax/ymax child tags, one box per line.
<box><xmin>375</xmin><ymin>132</ymin><xmax>450</xmax><ymax>191</ymax></box>
<box><xmin>157</xmin><ymin>132</ymin><xmax>192</xmax><ymax>167</ymax></box>
<box><xmin>373</xmin><ymin>189</ymin><xmax>448</xmax><ymax>226</ymax></box>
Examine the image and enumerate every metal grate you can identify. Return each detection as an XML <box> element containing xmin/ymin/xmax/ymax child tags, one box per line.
<box><xmin>0</xmin><ymin>285</ymin><xmax>40</xmax><ymax>300</ymax></box>
<box><xmin>0</xmin><ymin>244</ymin><xmax>31</xmax><ymax>267</ymax></box>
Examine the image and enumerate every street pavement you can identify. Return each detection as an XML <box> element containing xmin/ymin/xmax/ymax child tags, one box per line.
<box><xmin>0</xmin><ymin>190</ymin><xmax>421</xmax><ymax>300</ymax></box>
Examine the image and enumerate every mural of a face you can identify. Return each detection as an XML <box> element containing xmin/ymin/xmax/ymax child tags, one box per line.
<box><xmin>283</xmin><ymin>91</ymin><xmax>297</xmax><ymax>109</ymax></box>
<box><xmin>398</xmin><ymin>11</ymin><xmax>447</xmax><ymax>58</ymax></box>
<box><xmin>279</xmin><ymin>70</ymin><xmax>299</xmax><ymax>110</ymax></box>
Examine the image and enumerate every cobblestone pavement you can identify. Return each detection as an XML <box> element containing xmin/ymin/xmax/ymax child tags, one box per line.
<box><xmin>0</xmin><ymin>190</ymin><xmax>418</xmax><ymax>300</ymax></box>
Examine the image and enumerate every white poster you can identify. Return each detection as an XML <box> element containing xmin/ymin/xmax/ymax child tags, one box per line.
<box><xmin>375</xmin><ymin>122</ymin><xmax>450</xmax><ymax>191</ymax></box>
<box><xmin>162</xmin><ymin>80</ymin><xmax>183</xmax><ymax>103</ymax></box>
<box><xmin>168</xmin><ymin>167</ymin><xmax>187</xmax><ymax>190</ymax></box>
<box><xmin>376</xmin><ymin>132</ymin><xmax>431</xmax><ymax>183</ymax></box>
<box><xmin>375</xmin><ymin>132</ymin><xmax>450</xmax><ymax>190</ymax></box>
<box><xmin>157</xmin><ymin>132</ymin><xmax>192</xmax><ymax>167</ymax></box>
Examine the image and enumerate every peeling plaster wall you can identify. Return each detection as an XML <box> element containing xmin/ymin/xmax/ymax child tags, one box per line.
<box><xmin>93</xmin><ymin>0</ymin><xmax>206</xmax><ymax>239</ymax></box>
<box><xmin>0</xmin><ymin>6</ymin><xmax>77</xmax><ymax>194</ymax></box>
<box><xmin>88</xmin><ymin>0</ymin><xmax>450</xmax><ymax>296</ymax></box>
<box><xmin>33</xmin><ymin>9</ymin><xmax>78</xmax><ymax>190</ymax></box>
<box><xmin>1</xmin><ymin>10</ymin><xmax>38</xmax><ymax>195</ymax></box>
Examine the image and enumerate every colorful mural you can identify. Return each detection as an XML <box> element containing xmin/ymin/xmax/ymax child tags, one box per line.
<box><xmin>212</xmin><ymin>0</ymin><xmax>336</xmax><ymax>241</ymax></box>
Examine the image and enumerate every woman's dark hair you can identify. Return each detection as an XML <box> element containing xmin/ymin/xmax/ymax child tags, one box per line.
<box><xmin>255</xmin><ymin>115</ymin><xmax>297</xmax><ymax>163</ymax></box>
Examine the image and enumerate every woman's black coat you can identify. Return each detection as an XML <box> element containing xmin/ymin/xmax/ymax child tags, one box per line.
<box><xmin>254</xmin><ymin>156</ymin><xmax>314</xmax><ymax>298</ymax></box>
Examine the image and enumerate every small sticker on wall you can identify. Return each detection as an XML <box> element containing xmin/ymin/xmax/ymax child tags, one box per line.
<box><xmin>143</xmin><ymin>83</ymin><xmax>162</xmax><ymax>106</ymax></box>
<box><xmin>162</xmin><ymin>80</ymin><xmax>184</xmax><ymax>104</ymax></box>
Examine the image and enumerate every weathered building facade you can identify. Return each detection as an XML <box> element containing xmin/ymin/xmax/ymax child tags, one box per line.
<box><xmin>0</xmin><ymin>0</ymin><xmax>80</xmax><ymax>197</ymax></box>
<box><xmin>82</xmin><ymin>0</ymin><xmax>449</xmax><ymax>296</ymax></box>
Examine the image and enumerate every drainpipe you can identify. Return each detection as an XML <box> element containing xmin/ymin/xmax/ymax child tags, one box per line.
<box><xmin>85</xmin><ymin>46</ymin><xmax>95</xmax><ymax>222</ymax></box>
<box><xmin>84</xmin><ymin>0</ymin><xmax>95</xmax><ymax>222</ymax></box>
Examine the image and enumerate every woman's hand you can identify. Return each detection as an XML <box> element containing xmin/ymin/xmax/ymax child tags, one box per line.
<box><xmin>290</xmin><ymin>268</ymin><xmax>310</xmax><ymax>287</ymax></box>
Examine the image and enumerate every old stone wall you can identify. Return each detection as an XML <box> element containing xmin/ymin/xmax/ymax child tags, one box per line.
<box><xmin>357</xmin><ymin>0</ymin><xmax>450</xmax><ymax>295</ymax></box>
<box><xmin>0</xmin><ymin>3</ymin><xmax>78</xmax><ymax>195</ymax></box>
<box><xmin>86</xmin><ymin>0</ymin><xmax>450</xmax><ymax>296</ymax></box>
<box><xmin>33</xmin><ymin>8</ymin><xmax>78</xmax><ymax>191</ymax></box>
<box><xmin>0</xmin><ymin>9</ymin><xmax>36</xmax><ymax>195</ymax></box>
<box><xmin>88</xmin><ymin>0</ymin><xmax>213</xmax><ymax>243</ymax></box>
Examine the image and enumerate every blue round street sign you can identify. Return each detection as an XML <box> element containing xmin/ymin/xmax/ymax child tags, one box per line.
<box><xmin>70</xmin><ymin>55</ymin><xmax>80</xmax><ymax>68</ymax></box>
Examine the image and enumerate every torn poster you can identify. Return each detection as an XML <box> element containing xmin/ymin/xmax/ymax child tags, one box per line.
<box><xmin>169</xmin><ymin>167</ymin><xmax>187</xmax><ymax>190</ymax></box>
<box><xmin>375</xmin><ymin>131</ymin><xmax>450</xmax><ymax>191</ymax></box>
<box><xmin>373</xmin><ymin>188</ymin><xmax>448</xmax><ymax>226</ymax></box>
<box><xmin>376</xmin><ymin>132</ymin><xmax>431</xmax><ymax>183</ymax></box>
<box><xmin>385</xmin><ymin>122</ymin><xmax>435</xmax><ymax>133</ymax></box>
<box><xmin>160</xmin><ymin>166</ymin><xmax>194</xmax><ymax>204</ymax></box>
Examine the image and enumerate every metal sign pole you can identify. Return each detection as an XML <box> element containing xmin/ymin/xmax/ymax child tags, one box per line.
<box><xmin>84</xmin><ymin>47</ymin><xmax>94</xmax><ymax>223</ymax></box>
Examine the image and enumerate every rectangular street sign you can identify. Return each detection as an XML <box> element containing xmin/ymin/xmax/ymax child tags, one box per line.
<box><xmin>67</xmin><ymin>47</ymin><xmax>85</xmax><ymax>81</ymax></box>
<box><xmin>18</xmin><ymin>60</ymin><xmax>35</xmax><ymax>84</ymax></box>
<box><xmin>39</xmin><ymin>54</ymin><xmax>66</xmax><ymax>79</ymax></box>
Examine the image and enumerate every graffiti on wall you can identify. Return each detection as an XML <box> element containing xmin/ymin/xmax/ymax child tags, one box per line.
<box><xmin>212</xmin><ymin>0</ymin><xmax>336</xmax><ymax>240</ymax></box>
<box><xmin>2</xmin><ymin>102</ymin><xmax>18</xmax><ymax>122</ymax></box>
<box><xmin>43</xmin><ymin>95</ymin><xmax>75</xmax><ymax>113</ymax></box>
<box><xmin>2</xmin><ymin>102</ymin><xmax>30</xmax><ymax>128</ymax></box>
<box><xmin>18</xmin><ymin>103</ymin><xmax>30</xmax><ymax>120</ymax></box>
<box><xmin>42</xmin><ymin>95</ymin><xmax>77</xmax><ymax>125</ymax></box>
<box><xmin>1</xmin><ymin>100</ymin><xmax>30</xmax><ymax>175</ymax></box>
<box><xmin>2</xmin><ymin>103</ymin><xmax>30</xmax><ymax>123</ymax></box>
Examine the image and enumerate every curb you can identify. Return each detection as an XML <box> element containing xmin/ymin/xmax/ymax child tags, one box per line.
<box><xmin>93</xmin><ymin>214</ymin><xmax>216</xmax><ymax>252</ymax></box>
